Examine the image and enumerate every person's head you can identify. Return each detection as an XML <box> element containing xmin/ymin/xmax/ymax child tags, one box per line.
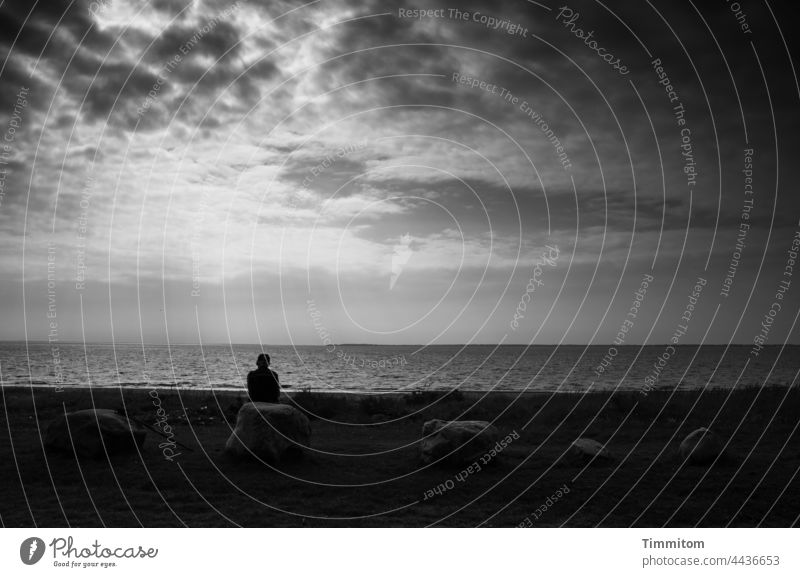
<box><xmin>256</xmin><ymin>353</ymin><xmax>270</xmax><ymax>368</ymax></box>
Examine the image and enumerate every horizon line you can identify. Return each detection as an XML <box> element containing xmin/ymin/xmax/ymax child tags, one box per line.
<box><xmin>2</xmin><ymin>339</ymin><xmax>797</xmax><ymax>348</ymax></box>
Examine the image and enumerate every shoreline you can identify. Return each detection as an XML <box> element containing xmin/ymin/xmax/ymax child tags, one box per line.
<box><xmin>7</xmin><ymin>341</ymin><xmax>796</xmax><ymax>346</ymax></box>
<box><xmin>2</xmin><ymin>382</ymin><xmax>794</xmax><ymax>395</ymax></box>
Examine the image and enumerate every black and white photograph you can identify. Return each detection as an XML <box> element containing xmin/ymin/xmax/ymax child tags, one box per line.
<box><xmin>1</xmin><ymin>0</ymin><xmax>799</xmax><ymax>564</ymax></box>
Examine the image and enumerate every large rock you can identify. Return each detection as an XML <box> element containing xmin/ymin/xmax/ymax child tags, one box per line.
<box><xmin>45</xmin><ymin>409</ymin><xmax>146</xmax><ymax>458</ymax></box>
<box><xmin>224</xmin><ymin>402</ymin><xmax>311</xmax><ymax>463</ymax></box>
<box><xmin>568</xmin><ymin>438</ymin><xmax>614</xmax><ymax>461</ymax></box>
<box><xmin>420</xmin><ymin>419</ymin><xmax>500</xmax><ymax>466</ymax></box>
<box><xmin>680</xmin><ymin>427</ymin><xmax>723</xmax><ymax>465</ymax></box>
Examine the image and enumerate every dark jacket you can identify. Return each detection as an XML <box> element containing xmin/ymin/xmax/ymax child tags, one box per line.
<box><xmin>247</xmin><ymin>367</ymin><xmax>280</xmax><ymax>403</ymax></box>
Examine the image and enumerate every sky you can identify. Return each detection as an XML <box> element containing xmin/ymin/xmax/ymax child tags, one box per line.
<box><xmin>0</xmin><ymin>0</ymin><xmax>798</xmax><ymax>346</ymax></box>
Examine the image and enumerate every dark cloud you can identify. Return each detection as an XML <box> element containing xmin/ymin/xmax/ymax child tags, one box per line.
<box><xmin>0</xmin><ymin>0</ymin><xmax>272</xmax><ymax>129</ymax></box>
<box><xmin>147</xmin><ymin>17</ymin><xmax>241</xmax><ymax>63</ymax></box>
<box><xmin>69</xmin><ymin>60</ymin><xmax>163</xmax><ymax>119</ymax></box>
<box><xmin>0</xmin><ymin>0</ymin><xmax>118</xmax><ymax>59</ymax></box>
<box><xmin>0</xmin><ymin>1</ymin><xmax>110</xmax><ymax>114</ymax></box>
<box><xmin>151</xmin><ymin>0</ymin><xmax>196</xmax><ymax>19</ymax></box>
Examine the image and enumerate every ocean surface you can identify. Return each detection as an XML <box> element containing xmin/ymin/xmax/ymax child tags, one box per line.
<box><xmin>0</xmin><ymin>342</ymin><xmax>797</xmax><ymax>393</ymax></box>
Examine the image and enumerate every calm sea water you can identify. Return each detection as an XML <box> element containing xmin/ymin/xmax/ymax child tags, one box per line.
<box><xmin>0</xmin><ymin>342</ymin><xmax>797</xmax><ymax>393</ymax></box>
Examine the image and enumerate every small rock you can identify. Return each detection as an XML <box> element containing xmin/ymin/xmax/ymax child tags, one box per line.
<box><xmin>680</xmin><ymin>427</ymin><xmax>723</xmax><ymax>465</ymax></box>
<box><xmin>45</xmin><ymin>409</ymin><xmax>146</xmax><ymax>459</ymax></box>
<box><xmin>569</xmin><ymin>438</ymin><xmax>614</xmax><ymax>461</ymax></box>
<box><xmin>420</xmin><ymin>419</ymin><xmax>500</xmax><ymax>466</ymax></box>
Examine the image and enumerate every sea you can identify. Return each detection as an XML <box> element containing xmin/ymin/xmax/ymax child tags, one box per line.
<box><xmin>0</xmin><ymin>342</ymin><xmax>797</xmax><ymax>394</ymax></box>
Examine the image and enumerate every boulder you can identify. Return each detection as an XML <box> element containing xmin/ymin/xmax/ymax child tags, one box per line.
<box><xmin>224</xmin><ymin>402</ymin><xmax>311</xmax><ymax>463</ymax></box>
<box><xmin>680</xmin><ymin>427</ymin><xmax>723</xmax><ymax>465</ymax></box>
<box><xmin>45</xmin><ymin>409</ymin><xmax>146</xmax><ymax>458</ymax></box>
<box><xmin>569</xmin><ymin>438</ymin><xmax>614</xmax><ymax>461</ymax></box>
<box><xmin>420</xmin><ymin>419</ymin><xmax>499</xmax><ymax>466</ymax></box>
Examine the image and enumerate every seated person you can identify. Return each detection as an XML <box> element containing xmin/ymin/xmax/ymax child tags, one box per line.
<box><xmin>247</xmin><ymin>353</ymin><xmax>280</xmax><ymax>403</ymax></box>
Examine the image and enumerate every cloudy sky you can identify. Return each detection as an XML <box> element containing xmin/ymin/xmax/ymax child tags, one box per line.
<box><xmin>0</xmin><ymin>0</ymin><xmax>798</xmax><ymax>346</ymax></box>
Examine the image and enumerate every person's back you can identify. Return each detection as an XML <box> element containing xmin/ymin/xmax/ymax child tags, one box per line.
<box><xmin>247</xmin><ymin>353</ymin><xmax>280</xmax><ymax>403</ymax></box>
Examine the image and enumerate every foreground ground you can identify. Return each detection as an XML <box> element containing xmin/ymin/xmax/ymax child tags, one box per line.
<box><xmin>1</xmin><ymin>385</ymin><xmax>798</xmax><ymax>527</ymax></box>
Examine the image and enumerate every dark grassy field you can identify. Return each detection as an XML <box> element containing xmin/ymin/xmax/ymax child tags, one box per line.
<box><xmin>1</xmin><ymin>385</ymin><xmax>798</xmax><ymax>527</ymax></box>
